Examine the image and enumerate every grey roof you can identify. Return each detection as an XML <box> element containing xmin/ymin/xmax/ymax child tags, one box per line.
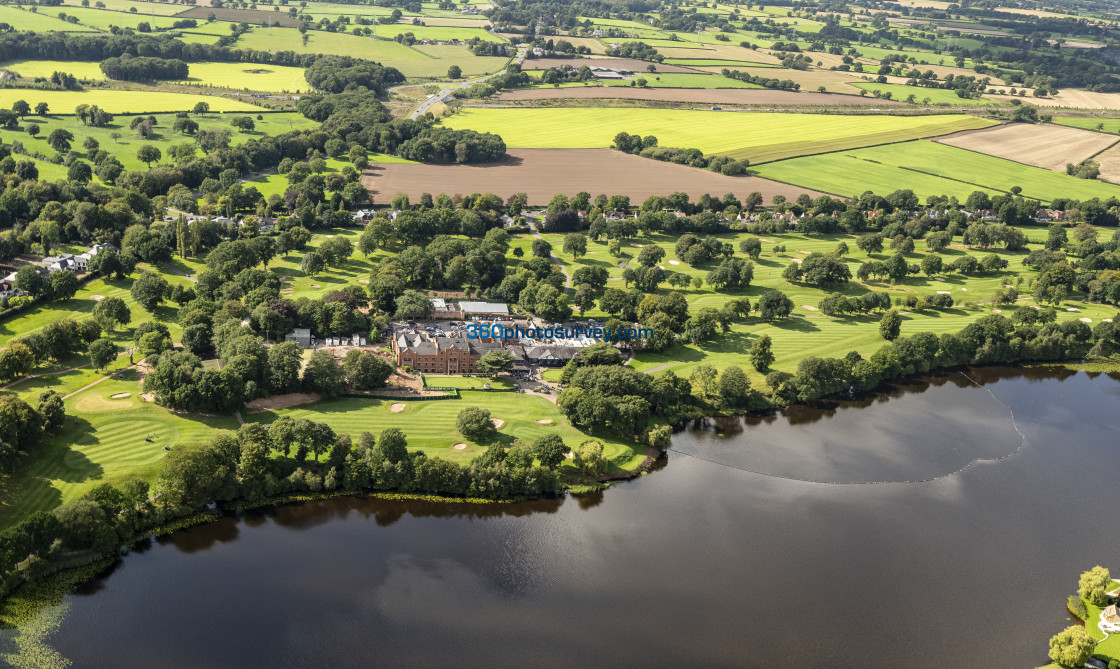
<box><xmin>459</xmin><ymin>301</ymin><xmax>509</xmax><ymax>315</ymax></box>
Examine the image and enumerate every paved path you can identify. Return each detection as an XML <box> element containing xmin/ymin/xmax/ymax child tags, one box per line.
<box><xmin>161</xmin><ymin>262</ymin><xmax>197</xmax><ymax>284</ymax></box>
<box><xmin>0</xmin><ymin>362</ymin><xmax>92</xmax><ymax>390</ymax></box>
<box><xmin>642</xmin><ymin>363</ymin><xmax>670</xmax><ymax>375</ymax></box>
<box><xmin>234</xmin><ymin>410</ymin><xmax>245</xmax><ymax>426</ymax></box>
<box><xmin>395</xmin><ymin>45</ymin><xmax>527</xmax><ymax>120</ymax></box>
<box><xmin>62</xmin><ymin>360</ymin><xmax>140</xmax><ymax>400</ymax></box>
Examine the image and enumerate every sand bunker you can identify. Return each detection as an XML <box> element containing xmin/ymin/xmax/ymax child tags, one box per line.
<box><xmin>140</xmin><ymin>393</ymin><xmax>154</xmax><ymax>402</ymax></box>
<box><xmin>630</xmin><ymin>243</ymin><xmax>643</xmax><ymax>248</ymax></box>
<box><xmin>310</xmin><ymin>284</ymin><xmax>321</xmax><ymax>288</ymax></box>
<box><xmin>936</xmin><ymin>290</ymin><xmax>951</xmax><ymax>294</ymax></box>
<box><xmin>109</xmin><ymin>392</ymin><xmax>131</xmax><ymax>399</ymax></box>
<box><xmin>801</xmin><ymin>305</ymin><xmax>818</xmax><ymax>311</ymax></box>
<box><xmin>564</xmin><ymin>451</ymin><xmax>574</xmax><ymax>459</ymax></box>
<box><xmin>1105</xmin><ymin>318</ymin><xmax>1114</xmax><ymax>323</ymax></box>
<box><xmin>536</xmin><ymin>419</ymin><xmax>553</xmax><ymax>424</ymax></box>
<box><xmin>790</xmin><ymin>257</ymin><xmax>803</xmax><ymax>264</ymax></box>
<box><xmin>1080</xmin><ymin>317</ymin><xmax>1093</xmax><ymax>323</ymax></box>
<box><xmin>991</xmin><ymin>309</ymin><xmax>1002</xmax><ymax>313</ymax></box>
<box><xmin>798</xmin><ymin>250</ymin><xmax>811</xmax><ymax>254</ymax></box>
<box><xmin>358</xmin><ymin>279</ymin><xmax>369</xmax><ymax>284</ymax></box>
<box><xmin>90</xmin><ymin>294</ymin><xmax>106</xmax><ymax>301</ymax></box>
<box><xmin>453</xmin><ymin>443</ymin><xmax>467</xmax><ymax>450</ymax></box>
<box><xmin>491</xmin><ymin>418</ymin><xmax>505</xmax><ymax>428</ymax></box>
<box><xmin>390</xmin><ymin>403</ymin><xmax>407</xmax><ymax>413</ymax></box>
<box><xmin>668</xmin><ymin>260</ymin><xmax>680</xmax><ymax>265</ymax></box>
<box><xmin>1067</xmin><ymin>307</ymin><xmax>1080</xmax><ymax>312</ymax></box>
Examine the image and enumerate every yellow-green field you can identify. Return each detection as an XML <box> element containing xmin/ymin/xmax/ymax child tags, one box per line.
<box><xmin>442</xmin><ymin>108</ymin><xmax>995</xmax><ymax>163</ymax></box>
<box><xmin>2</xmin><ymin>60</ymin><xmax>311</xmax><ymax>93</ymax></box>
<box><xmin>0</xmin><ymin>89</ymin><xmax>261</xmax><ymax>113</ymax></box>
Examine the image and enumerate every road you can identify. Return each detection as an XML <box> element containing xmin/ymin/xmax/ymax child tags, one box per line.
<box><xmin>399</xmin><ymin>45</ymin><xmax>527</xmax><ymax>120</ymax></box>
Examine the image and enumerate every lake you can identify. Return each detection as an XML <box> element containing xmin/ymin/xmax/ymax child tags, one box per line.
<box><xmin>17</xmin><ymin>366</ymin><xmax>1120</xmax><ymax>668</ymax></box>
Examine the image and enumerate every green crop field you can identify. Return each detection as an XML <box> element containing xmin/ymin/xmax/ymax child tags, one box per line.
<box><xmin>13</xmin><ymin>111</ymin><xmax>318</xmax><ymax>172</ymax></box>
<box><xmin>371</xmin><ymin>23</ymin><xmax>504</xmax><ymax>42</ymax></box>
<box><xmin>244</xmin><ymin>393</ymin><xmax>643</xmax><ymax>469</ymax></box>
<box><xmin>2</xmin><ymin>60</ymin><xmax>312</xmax><ymax>93</ymax></box>
<box><xmin>0</xmin><ymin>5</ymin><xmax>97</xmax><ymax>31</ymax></box>
<box><xmin>0</xmin><ymin>89</ymin><xmax>260</xmax><ymax>113</ymax></box>
<box><xmin>845</xmin><ymin>82</ymin><xmax>996</xmax><ymax>106</ymax></box>
<box><xmin>753</xmin><ymin>140</ymin><xmax>1120</xmax><ymax>201</ymax></box>
<box><xmin>1055</xmin><ymin>116</ymin><xmax>1120</xmax><ymax>134</ymax></box>
<box><xmin>58</xmin><ymin>0</ymin><xmax>188</xmax><ymax>15</ymax></box>
<box><xmin>661</xmin><ymin>58</ymin><xmax>780</xmax><ymax>68</ymax></box>
<box><xmin>51</xmin><ymin>6</ymin><xmax>186</xmax><ymax>29</ymax></box>
<box><xmin>234</xmin><ymin>26</ymin><xmax>429</xmax><ymax>61</ymax></box>
<box><xmin>442</xmin><ymin>108</ymin><xmax>995</xmax><ymax>163</ymax></box>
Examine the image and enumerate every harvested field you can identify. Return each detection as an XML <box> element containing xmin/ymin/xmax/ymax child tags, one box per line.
<box><xmin>528</xmin><ymin>57</ymin><xmax>700</xmax><ymax>73</ymax></box>
<box><xmin>363</xmin><ymin>148</ymin><xmax>827</xmax><ymax>204</ymax></box>
<box><xmin>1095</xmin><ymin>144</ymin><xmax>1120</xmax><ymax>184</ymax></box>
<box><xmin>934</xmin><ymin>123</ymin><xmax>1119</xmax><ymax>172</ymax></box>
<box><xmin>245</xmin><ymin>392</ymin><xmax>321</xmax><ymax>413</ymax></box>
<box><xmin>491</xmin><ymin>87</ymin><xmax>901</xmax><ymax>106</ymax></box>
<box><xmin>177</xmin><ymin>6</ymin><xmax>303</xmax><ymax>26</ymax></box>
<box><xmin>1029</xmin><ymin>89</ymin><xmax>1120</xmax><ymax>110</ymax></box>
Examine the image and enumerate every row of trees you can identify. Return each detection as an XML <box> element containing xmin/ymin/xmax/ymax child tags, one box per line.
<box><xmin>99</xmin><ymin>55</ymin><xmax>189</xmax><ymax>81</ymax></box>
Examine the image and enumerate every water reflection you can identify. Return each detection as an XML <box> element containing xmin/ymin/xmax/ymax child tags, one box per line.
<box><xmin>34</xmin><ymin>366</ymin><xmax>1120</xmax><ymax>669</ymax></box>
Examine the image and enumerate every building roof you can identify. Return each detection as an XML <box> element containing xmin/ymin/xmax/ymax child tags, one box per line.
<box><xmin>459</xmin><ymin>301</ymin><xmax>509</xmax><ymax>315</ymax></box>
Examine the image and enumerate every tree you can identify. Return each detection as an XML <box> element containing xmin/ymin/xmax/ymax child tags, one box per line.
<box><xmin>302</xmin><ymin>350</ymin><xmax>343</xmax><ymax>397</ymax></box>
<box><xmin>718</xmin><ymin>365</ymin><xmax>751</xmax><ymax>407</ymax></box>
<box><xmin>456</xmin><ymin>406</ymin><xmax>495</xmax><ymax>441</ymax></box>
<box><xmin>136</xmin><ymin>144</ymin><xmax>162</xmax><ymax>168</ymax></box>
<box><xmin>130</xmin><ymin>271</ymin><xmax>169</xmax><ymax>312</ymax></box>
<box><xmin>300</xmin><ymin>251</ymin><xmax>325</xmax><ymax>276</ymax></box>
<box><xmin>856</xmin><ymin>232</ymin><xmax>884</xmax><ymax>254</ymax></box>
<box><xmin>573</xmin><ymin>440</ymin><xmax>607</xmax><ymax>475</ymax></box>
<box><xmin>749</xmin><ymin>334</ymin><xmax>774</xmax><ymax>372</ymax></box>
<box><xmin>67</xmin><ymin>160</ymin><xmax>92</xmax><ymax>184</ymax></box>
<box><xmin>637</xmin><ymin>244</ymin><xmax>666</xmax><ymax>267</ymax></box>
<box><xmin>341</xmin><ymin>350</ymin><xmax>393</xmax><ymax>390</ymax></box>
<box><xmin>34</xmin><ymin>102</ymin><xmax>49</xmax><ymax>116</ymax></box>
<box><xmin>447</xmin><ymin>64</ymin><xmax>462</xmax><ymax>79</ymax></box>
<box><xmin>879</xmin><ymin>308</ymin><xmax>901</xmax><ymax>340</ymax></box>
<box><xmin>757</xmin><ymin>290</ymin><xmax>793</xmax><ymax>321</ymax></box>
<box><xmin>476</xmin><ymin>350</ymin><xmax>515</xmax><ymax>377</ymax></box>
<box><xmin>532</xmin><ymin>238</ymin><xmax>552</xmax><ymax>258</ymax></box>
<box><xmin>88</xmin><ymin>338</ymin><xmax>118</xmax><ymax>371</ymax></box>
<box><xmin>138</xmin><ymin>330</ymin><xmax>171</xmax><ymax>358</ymax></box>
<box><xmin>0</xmin><ymin>343</ymin><xmax>36</xmax><ymax>381</ymax></box>
<box><xmin>13</xmin><ymin>265</ymin><xmax>44</xmax><ymax>297</ymax></box>
<box><xmin>92</xmin><ymin>296</ymin><xmax>131</xmax><ymax>332</ymax></box>
<box><xmin>37</xmin><ymin>390</ymin><xmax>65</xmax><ymax>432</ymax></box>
<box><xmin>192</xmin><ymin>101</ymin><xmax>211</xmax><ymax>115</ymax></box>
<box><xmin>1079</xmin><ymin>566</ymin><xmax>1112</xmax><ymax>606</ymax></box>
<box><xmin>739</xmin><ymin>237</ymin><xmax>762</xmax><ymax>259</ymax></box>
<box><xmin>47</xmin><ymin>127</ymin><xmax>74</xmax><ymax>152</ymax></box>
<box><xmin>11</xmin><ymin>100</ymin><xmax>29</xmax><ymax>118</ymax></box>
<box><xmin>393</xmin><ymin>289</ymin><xmax>432</xmax><ymax>319</ymax></box>
<box><xmin>26</xmin><ymin>123</ymin><xmax>40</xmax><ymax>138</ymax></box>
<box><xmin>48</xmin><ymin>270</ymin><xmax>79</xmax><ymax>300</ymax></box>
<box><xmin>532</xmin><ymin>433</ymin><xmax>567</xmax><ymax>468</ymax></box>
<box><xmin>1048</xmin><ymin>626</ymin><xmax>1094</xmax><ymax>668</ymax></box>
<box><xmin>921</xmin><ymin>254</ymin><xmax>942</xmax><ymax>277</ymax></box>
<box><xmin>562</xmin><ymin>233</ymin><xmax>587</xmax><ymax>258</ymax></box>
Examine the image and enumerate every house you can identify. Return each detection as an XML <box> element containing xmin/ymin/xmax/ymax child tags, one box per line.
<box><xmin>0</xmin><ymin>272</ymin><xmax>23</xmax><ymax>299</ymax></box>
<box><xmin>353</xmin><ymin>208</ymin><xmax>376</xmax><ymax>223</ymax></box>
<box><xmin>393</xmin><ymin>333</ymin><xmax>503</xmax><ymax>374</ymax></box>
<box><xmin>460</xmin><ymin>301</ymin><xmax>510</xmax><ymax>319</ymax></box>
<box><xmin>284</xmin><ymin>328</ymin><xmax>314</xmax><ymax>348</ymax></box>
<box><xmin>40</xmin><ymin>254</ymin><xmax>82</xmax><ymax>274</ymax></box>
<box><xmin>499</xmin><ymin>213</ymin><xmax>516</xmax><ymax>228</ymax></box>
<box><xmin>525</xmin><ymin>345</ymin><xmax>580</xmax><ymax>368</ymax></box>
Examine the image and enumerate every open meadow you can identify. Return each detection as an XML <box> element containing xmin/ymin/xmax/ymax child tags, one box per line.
<box><xmin>441</xmin><ymin>108</ymin><xmax>994</xmax><ymax>163</ymax></box>
<box><xmin>0</xmin><ymin>89</ymin><xmax>260</xmax><ymax>114</ymax></box>
<box><xmin>2</xmin><ymin>60</ymin><xmax>313</xmax><ymax>93</ymax></box>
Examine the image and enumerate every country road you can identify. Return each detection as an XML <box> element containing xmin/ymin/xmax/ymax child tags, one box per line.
<box><xmin>397</xmin><ymin>44</ymin><xmax>527</xmax><ymax>120</ymax></box>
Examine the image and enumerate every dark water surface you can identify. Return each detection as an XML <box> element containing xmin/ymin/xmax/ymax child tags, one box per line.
<box><xmin>39</xmin><ymin>367</ymin><xmax>1120</xmax><ymax>668</ymax></box>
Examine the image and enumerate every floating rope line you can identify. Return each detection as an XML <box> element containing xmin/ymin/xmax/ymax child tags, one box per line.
<box><xmin>666</xmin><ymin>371</ymin><xmax>1029</xmax><ymax>486</ymax></box>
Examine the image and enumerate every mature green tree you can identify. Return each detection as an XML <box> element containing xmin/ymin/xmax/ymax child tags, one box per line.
<box><xmin>302</xmin><ymin>350</ymin><xmax>343</xmax><ymax>397</ymax></box>
<box><xmin>130</xmin><ymin>271</ymin><xmax>169</xmax><ymax>312</ymax></box>
<box><xmin>92</xmin><ymin>296</ymin><xmax>131</xmax><ymax>332</ymax></box>
<box><xmin>456</xmin><ymin>406</ymin><xmax>495</xmax><ymax>441</ymax></box>
<box><xmin>738</xmin><ymin>237</ymin><xmax>762</xmax><ymax>259</ymax></box>
<box><xmin>573</xmin><ymin>440</ymin><xmax>607</xmax><ymax>475</ymax></box>
<box><xmin>532</xmin><ymin>434</ymin><xmax>567</xmax><ymax>468</ymax></box>
<box><xmin>718</xmin><ymin>365</ymin><xmax>751</xmax><ymax>407</ymax></box>
<box><xmin>393</xmin><ymin>289</ymin><xmax>432</xmax><ymax>319</ymax></box>
<box><xmin>757</xmin><ymin>290</ymin><xmax>793</xmax><ymax>321</ymax></box>
<box><xmin>136</xmin><ymin>144</ymin><xmax>162</xmax><ymax>168</ymax></box>
<box><xmin>47</xmin><ymin>127</ymin><xmax>74</xmax><ymax>152</ymax></box>
<box><xmin>13</xmin><ymin>265</ymin><xmax>43</xmax><ymax>297</ymax></box>
<box><xmin>26</xmin><ymin>123</ymin><xmax>40</xmax><ymax>138</ymax></box>
<box><xmin>1078</xmin><ymin>566</ymin><xmax>1113</xmax><ymax>606</ymax></box>
<box><xmin>563</xmin><ymin>233</ymin><xmax>587</xmax><ymax>259</ymax></box>
<box><xmin>476</xmin><ymin>350</ymin><xmax>515</xmax><ymax>377</ymax></box>
<box><xmin>342</xmin><ymin>350</ymin><xmax>393</xmax><ymax>389</ymax></box>
<box><xmin>532</xmin><ymin>238</ymin><xmax>552</xmax><ymax>258</ymax></box>
<box><xmin>1048</xmin><ymin>626</ymin><xmax>1094</xmax><ymax>668</ymax></box>
<box><xmin>138</xmin><ymin>330</ymin><xmax>172</xmax><ymax>358</ymax></box>
<box><xmin>88</xmin><ymin>338</ymin><xmax>118</xmax><ymax>371</ymax></box>
<box><xmin>48</xmin><ymin>270</ymin><xmax>79</xmax><ymax>301</ymax></box>
<box><xmin>377</xmin><ymin>427</ymin><xmax>409</xmax><ymax>463</ymax></box>
<box><xmin>447</xmin><ymin>64</ymin><xmax>462</xmax><ymax>79</ymax></box>
<box><xmin>879</xmin><ymin>308</ymin><xmax>902</xmax><ymax>340</ymax></box>
<box><xmin>749</xmin><ymin>334</ymin><xmax>774</xmax><ymax>372</ymax></box>
<box><xmin>11</xmin><ymin>100</ymin><xmax>29</xmax><ymax>118</ymax></box>
<box><xmin>300</xmin><ymin>251</ymin><xmax>325</xmax><ymax>276</ymax></box>
<box><xmin>856</xmin><ymin>232</ymin><xmax>884</xmax><ymax>254</ymax></box>
<box><xmin>921</xmin><ymin>254</ymin><xmax>943</xmax><ymax>277</ymax></box>
<box><xmin>37</xmin><ymin>390</ymin><xmax>65</xmax><ymax>432</ymax></box>
<box><xmin>0</xmin><ymin>343</ymin><xmax>36</xmax><ymax>380</ymax></box>
<box><xmin>52</xmin><ymin>500</ymin><xmax>117</xmax><ymax>552</ymax></box>
<box><xmin>67</xmin><ymin>161</ymin><xmax>92</xmax><ymax>184</ymax></box>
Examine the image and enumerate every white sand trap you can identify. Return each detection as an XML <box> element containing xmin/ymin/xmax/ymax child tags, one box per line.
<box><xmin>90</xmin><ymin>295</ymin><xmax>105</xmax><ymax>301</ymax></box>
<box><xmin>109</xmin><ymin>392</ymin><xmax>131</xmax><ymax>399</ymax></box>
<box><xmin>310</xmin><ymin>284</ymin><xmax>321</xmax><ymax>288</ymax></box>
<box><xmin>801</xmin><ymin>305</ymin><xmax>818</xmax><ymax>311</ymax></box>
<box><xmin>934</xmin><ymin>277</ymin><xmax>946</xmax><ymax>281</ymax></box>
<box><xmin>564</xmin><ymin>451</ymin><xmax>574</xmax><ymax>459</ymax></box>
<box><xmin>140</xmin><ymin>393</ymin><xmax>154</xmax><ymax>402</ymax></box>
<box><xmin>1105</xmin><ymin>318</ymin><xmax>1114</xmax><ymax>323</ymax></box>
<box><xmin>790</xmin><ymin>257</ymin><xmax>803</xmax><ymax>264</ymax></box>
<box><xmin>491</xmin><ymin>418</ymin><xmax>505</xmax><ymax>428</ymax></box>
<box><xmin>798</xmin><ymin>250</ymin><xmax>811</xmax><ymax>254</ymax></box>
<box><xmin>960</xmin><ymin>288</ymin><xmax>968</xmax><ymax>291</ymax></box>
<box><xmin>536</xmin><ymin>419</ymin><xmax>553</xmax><ymax>424</ymax></box>
<box><xmin>325</xmin><ymin>234</ymin><xmax>334</xmax><ymax>238</ymax></box>
<box><xmin>630</xmin><ymin>243</ymin><xmax>643</xmax><ymax>248</ymax></box>
<box><xmin>1067</xmin><ymin>307</ymin><xmax>1080</xmax><ymax>312</ymax></box>
<box><xmin>390</xmin><ymin>403</ymin><xmax>407</xmax><ymax>413</ymax></box>
<box><xmin>657</xmin><ymin>265</ymin><xmax>665</xmax><ymax>269</ymax></box>
<box><xmin>358</xmin><ymin>279</ymin><xmax>369</xmax><ymax>284</ymax></box>
<box><xmin>453</xmin><ymin>443</ymin><xmax>467</xmax><ymax>450</ymax></box>
<box><xmin>759</xmin><ymin>238</ymin><xmax>774</xmax><ymax>242</ymax></box>
<box><xmin>991</xmin><ymin>309</ymin><xmax>1002</xmax><ymax>313</ymax></box>
<box><xmin>668</xmin><ymin>260</ymin><xmax>680</xmax><ymax>265</ymax></box>
<box><xmin>936</xmin><ymin>290</ymin><xmax>951</xmax><ymax>294</ymax></box>
<box><xmin>608</xmin><ymin>277</ymin><xmax>622</xmax><ymax>281</ymax></box>
<box><xmin>1080</xmin><ymin>317</ymin><xmax>1093</xmax><ymax>323</ymax></box>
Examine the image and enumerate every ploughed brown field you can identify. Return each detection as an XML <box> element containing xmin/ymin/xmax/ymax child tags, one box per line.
<box><xmin>362</xmin><ymin>148</ymin><xmax>827</xmax><ymax>204</ymax></box>
<box><xmin>933</xmin><ymin>123</ymin><xmax>1119</xmax><ymax>172</ymax></box>
<box><xmin>492</xmin><ymin>87</ymin><xmax>905</xmax><ymax>106</ymax></box>
<box><xmin>526</xmin><ymin>57</ymin><xmax>702</xmax><ymax>74</ymax></box>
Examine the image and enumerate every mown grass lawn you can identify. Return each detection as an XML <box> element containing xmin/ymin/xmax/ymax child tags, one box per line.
<box><xmin>424</xmin><ymin>375</ymin><xmax>516</xmax><ymax>389</ymax></box>
<box><xmin>845</xmin><ymin>81</ymin><xmax>997</xmax><ymax>105</ymax></box>
<box><xmin>753</xmin><ymin>140</ymin><xmax>1120</xmax><ymax>201</ymax></box>
<box><xmin>243</xmin><ymin>393</ymin><xmax>644</xmax><ymax>470</ymax></box>
<box><xmin>1055</xmin><ymin>116</ymin><xmax>1120</xmax><ymax>135</ymax></box>
<box><xmin>441</xmin><ymin>108</ymin><xmax>994</xmax><ymax>163</ymax></box>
